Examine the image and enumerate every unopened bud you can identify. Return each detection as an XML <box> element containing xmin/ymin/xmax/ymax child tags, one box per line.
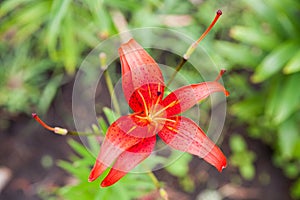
<box><xmin>99</xmin><ymin>52</ymin><xmax>108</xmax><ymax>70</ymax></box>
<box><xmin>159</xmin><ymin>188</ymin><xmax>169</xmax><ymax>200</ymax></box>
<box><xmin>54</xmin><ymin>127</ymin><xmax>68</xmax><ymax>135</ymax></box>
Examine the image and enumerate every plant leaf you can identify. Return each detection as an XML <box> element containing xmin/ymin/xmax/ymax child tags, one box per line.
<box><xmin>278</xmin><ymin>117</ymin><xmax>299</xmax><ymax>159</ymax></box>
<box><xmin>230</xmin><ymin>26</ymin><xmax>279</xmax><ymax>50</ymax></box>
<box><xmin>273</xmin><ymin>73</ymin><xmax>300</xmax><ymax>124</ymax></box>
<box><xmin>283</xmin><ymin>50</ymin><xmax>300</xmax><ymax>74</ymax></box>
<box><xmin>251</xmin><ymin>41</ymin><xmax>298</xmax><ymax>83</ymax></box>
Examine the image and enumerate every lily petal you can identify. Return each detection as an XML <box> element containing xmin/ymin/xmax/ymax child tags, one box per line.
<box><xmin>158</xmin><ymin>116</ymin><xmax>226</xmax><ymax>172</ymax></box>
<box><xmin>101</xmin><ymin>136</ymin><xmax>156</xmax><ymax>187</ymax></box>
<box><xmin>119</xmin><ymin>39</ymin><xmax>165</xmax><ymax>112</ymax></box>
<box><xmin>89</xmin><ymin>115</ymin><xmax>155</xmax><ymax>182</ymax></box>
<box><xmin>162</xmin><ymin>81</ymin><xmax>229</xmax><ymax>116</ymax></box>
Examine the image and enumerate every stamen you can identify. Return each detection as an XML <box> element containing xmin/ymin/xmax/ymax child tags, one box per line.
<box><xmin>127</xmin><ymin>126</ymin><xmax>137</xmax><ymax>134</ymax></box>
<box><xmin>134</xmin><ymin>115</ymin><xmax>148</xmax><ymax>120</ymax></box>
<box><xmin>151</xmin><ymin>100</ymin><xmax>179</xmax><ymax>119</ymax></box>
<box><xmin>155</xmin><ymin>118</ymin><xmax>177</xmax><ymax>123</ymax></box>
<box><xmin>32</xmin><ymin>113</ymin><xmax>68</xmax><ymax>135</ymax></box>
<box><xmin>166</xmin><ymin>126</ymin><xmax>179</xmax><ymax>133</ymax></box>
<box><xmin>157</xmin><ymin>83</ymin><xmax>161</xmax><ymax>96</ymax></box>
<box><xmin>149</xmin><ymin>83</ymin><xmax>163</xmax><ymax>116</ymax></box>
<box><xmin>137</xmin><ymin>90</ymin><xmax>149</xmax><ymax>116</ymax></box>
<box><xmin>147</xmin><ymin>84</ymin><xmax>152</xmax><ymax>105</ymax></box>
<box><xmin>32</xmin><ymin>113</ymin><xmax>55</xmax><ymax>132</ymax></box>
<box><xmin>215</xmin><ymin>69</ymin><xmax>226</xmax><ymax>81</ymax></box>
<box><xmin>195</xmin><ymin>10</ymin><xmax>222</xmax><ymax>46</ymax></box>
<box><xmin>184</xmin><ymin>10</ymin><xmax>222</xmax><ymax>60</ymax></box>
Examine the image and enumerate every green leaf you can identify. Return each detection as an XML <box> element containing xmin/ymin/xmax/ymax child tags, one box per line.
<box><xmin>86</xmin><ymin>135</ymin><xmax>100</xmax><ymax>155</ymax></box>
<box><xmin>240</xmin><ymin>164</ymin><xmax>255</xmax><ymax>180</ymax></box>
<box><xmin>265</xmin><ymin>78</ymin><xmax>282</xmax><ymax>120</ymax></box>
<box><xmin>0</xmin><ymin>0</ymin><xmax>30</xmax><ymax>18</ymax></box>
<box><xmin>230</xmin><ymin>96</ymin><xmax>265</xmax><ymax>122</ymax></box>
<box><xmin>242</xmin><ymin>0</ymin><xmax>284</xmax><ymax>35</ymax></box>
<box><xmin>283</xmin><ymin>50</ymin><xmax>300</xmax><ymax>74</ymax></box>
<box><xmin>291</xmin><ymin>178</ymin><xmax>300</xmax><ymax>199</ymax></box>
<box><xmin>47</xmin><ymin>0</ymin><xmax>71</xmax><ymax>58</ymax></box>
<box><xmin>61</xmin><ymin>11</ymin><xmax>77</xmax><ymax>74</ymax></box>
<box><xmin>278</xmin><ymin>118</ymin><xmax>299</xmax><ymax>159</ymax></box>
<box><xmin>230</xmin><ymin>26</ymin><xmax>279</xmax><ymax>50</ymax></box>
<box><xmin>37</xmin><ymin>74</ymin><xmax>63</xmax><ymax>114</ymax></box>
<box><xmin>229</xmin><ymin>135</ymin><xmax>246</xmax><ymax>153</ymax></box>
<box><xmin>252</xmin><ymin>41</ymin><xmax>299</xmax><ymax>83</ymax></box>
<box><xmin>58</xmin><ymin>160</ymin><xmax>89</xmax><ymax>180</ymax></box>
<box><xmin>67</xmin><ymin>139</ymin><xmax>93</xmax><ymax>160</ymax></box>
<box><xmin>273</xmin><ymin>73</ymin><xmax>300</xmax><ymax>124</ymax></box>
<box><xmin>103</xmin><ymin>107</ymin><xmax>119</xmax><ymax>125</ymax></box>
<box><xmin>98</xmin><ymin>117</ymin><xmax>108</xmax><ymax>133</ymax></box>
<box><xmin>166</xmin><ymin>152</ymin><xmax>192</xmax><ymax>177</ymax></box>
<box><xmin>214</xmin><ymin>41</ymin><xmax>261</xmax><ymax>67</ymax></box>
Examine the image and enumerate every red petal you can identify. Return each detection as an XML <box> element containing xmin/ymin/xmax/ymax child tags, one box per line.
<box><xmin>89</xmin><ymin>115</ymin><xmax>155</xmax><ymax>182</ymax></box>
<box><xmin>158</xmin><ymin>116</ymin><xmax>226</xmax><ymax>172</ymax></box>
<box><xmin>119</xmin><ymin>39</ymin><xmax>165</xmax><ymax>112</ymax></box>
<box><xmin>162</xmin><ymin>81</ymin><xmax>229</xmax><ymax>116</ymax></box>
<box><xmin>101</xmin><ymin>136</ymin><xmax>156</xmax><ymax>187</ymax></box>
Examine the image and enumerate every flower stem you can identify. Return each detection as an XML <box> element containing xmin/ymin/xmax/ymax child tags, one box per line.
<box><xmin>141</xmin><ymin>163</ymin><xmax>169</xmax><ymax>200</ymax></box>
<box><xmin>148</xmin><ymin>171</ymin><xmax>169</xmax><ymax>200</ymax></box>
<box><xmin>100</xmin><ymin>53</ymin><xmax>121</xmax><ymax>116</ymax></box>
<box><xmin>147</xmin><ymin>171</ymin><xmax>161</xmax><ymax>188</ymax></box>
<box><xmin>166</xmin><ymin>58</ymin><xmax>187</xmax><ymax>87</ymax></box>
<box><xmin>166</xmin><ymin>10</ymin><xmax>222</xmax><ymax>87</ymax></box>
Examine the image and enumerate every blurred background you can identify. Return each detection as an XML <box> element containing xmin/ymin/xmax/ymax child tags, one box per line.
<box><xmin>0</xmin><ymin>0</ymin><xmax>300</xmax><ymax>199</ymax></box>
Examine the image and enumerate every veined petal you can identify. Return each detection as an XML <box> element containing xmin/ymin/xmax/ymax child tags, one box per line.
<box><xmin>89</xmin><ymin>115</ymin><xmax>155</xmax><ymax>182</ymax></box>
<box><xmin>119</xmin><ymin>39</ymin><xmax>165</xmax><ymax>112</ymax></box>
<box><xmin>162</xmin><ymin>81</ymin><xmax>229</xmax><ymax>116</ymax></box>
<box><xmin>158</xmin><ymin>116</ymin><xmax>226</xmax><ymax>172</ymax></box>
<box><xmin>101</xmin><ymin>136</ymin><xmax>156</xmax><ymax>187</ymax></box>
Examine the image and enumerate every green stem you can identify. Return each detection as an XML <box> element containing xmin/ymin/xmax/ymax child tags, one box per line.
<box><xmin>104</xmin><ymin>70</ymin><xmax>121</xmax><ymax>116</ymax></box>
<box><xmin>166</xmin><ymin>57</ymin><xmax>187</xmax><ymax>87</ymax></box>
<box><xmin>147</xmin><ymin>171</ymin><xmax>161</xmax><ymax>188</ymax></box>
<box><xmin>100</xmin><ymin>53</ymin><xmax>121</xmax><ymax>116</ymax></box>
<box><xmin>67</xmin><ymin>131</ymin><xmax>102</xmax><ymax>136</ymax></box>
<box><xmin>141</xmin><ymin>163</ymin><xmax>168</xmax><ymax>200</ymax></box>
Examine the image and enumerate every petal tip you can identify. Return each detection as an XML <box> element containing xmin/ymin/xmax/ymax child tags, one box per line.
<box><xmin>100</xmin><ymin>180</ymin><xmax>112</xmax><ymax>187</ymax></box>
<box><xmin>225</xmin><ymin>90</ymin><xmax>230</xmax><ymax>96</ymax></box>
<box><xmin>217</xmin><ymin>157</ymin><xmax>227</xmax><ymax>172</ymax></box>
<box><xmin>88</xmin><ymin>173</ymin><xmax>97</xmax><ymax>182</ymax></box>
<box><xmin>88</xmin><ymin>161</ymin><xmax>107</xmax><ymax>182</ymax></box>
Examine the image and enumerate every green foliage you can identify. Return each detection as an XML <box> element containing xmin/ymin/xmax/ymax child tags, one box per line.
<box><xmin>216</xmin><ymin>0</ymin><xmax>300</xmax><ymax>197</ymax></box>
<box><xmin>165</xmin><ymin>151</ymin><xmax>194</xmax><ymax>192</ymax></box>
<box><xmin>0</xmin><ymin>0</ymin><xmax>117</xmax><ymax>74</ymax></box>
<box><xmin>54</xmin><ymin>139</ymin><xmax>156</xmax><ymax>200</ymax></box>
<box><xmin>0</xmin><ymin>0</ymin><xmax>217</xmax><ymax>117</ymax></box>
<box><xmin>229</xmin><ymin>135</ymin><xmax>256</xmax><ymax>180</ymax></box>
<box><xmin>0</xmin><ymin>42</ymin><xmax>58</xmax><ymax>114</ymax></box>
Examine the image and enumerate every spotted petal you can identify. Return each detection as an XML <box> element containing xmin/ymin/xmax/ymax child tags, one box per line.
<box><xmin>158</xmin><ymin>116</ymin><xmax>226</xmax><ymax>172</ymax></box>
<box><xmin>89</xmin><ymin>115</ymin><xmax>155</xmax><ymax>182</ymax></box>
<box><xmin>162</xmin><ymin>81</ymin><xmax>229</xmax><ymax>116</ymax></box>
<box><xmin>101</xmin><ymin>136</ymin><xmax>156</xmax><ymax>187</ymax></box>
<box><xmin>119</xmin><ymin>39</ymin><xmax>165</xmax><ymax>112</ymax></box>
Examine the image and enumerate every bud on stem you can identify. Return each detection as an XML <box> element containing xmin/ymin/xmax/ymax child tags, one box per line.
<box><xmin>32</xmin><ymin>113</ymin><xmax>68</xmax><ymax>135</ymax></box>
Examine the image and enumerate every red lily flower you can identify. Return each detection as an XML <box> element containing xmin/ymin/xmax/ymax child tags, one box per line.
<box><xmin>89</xmin><ymin>39</ymin><xmax>229</xmax><ymax>187</ymax></box>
